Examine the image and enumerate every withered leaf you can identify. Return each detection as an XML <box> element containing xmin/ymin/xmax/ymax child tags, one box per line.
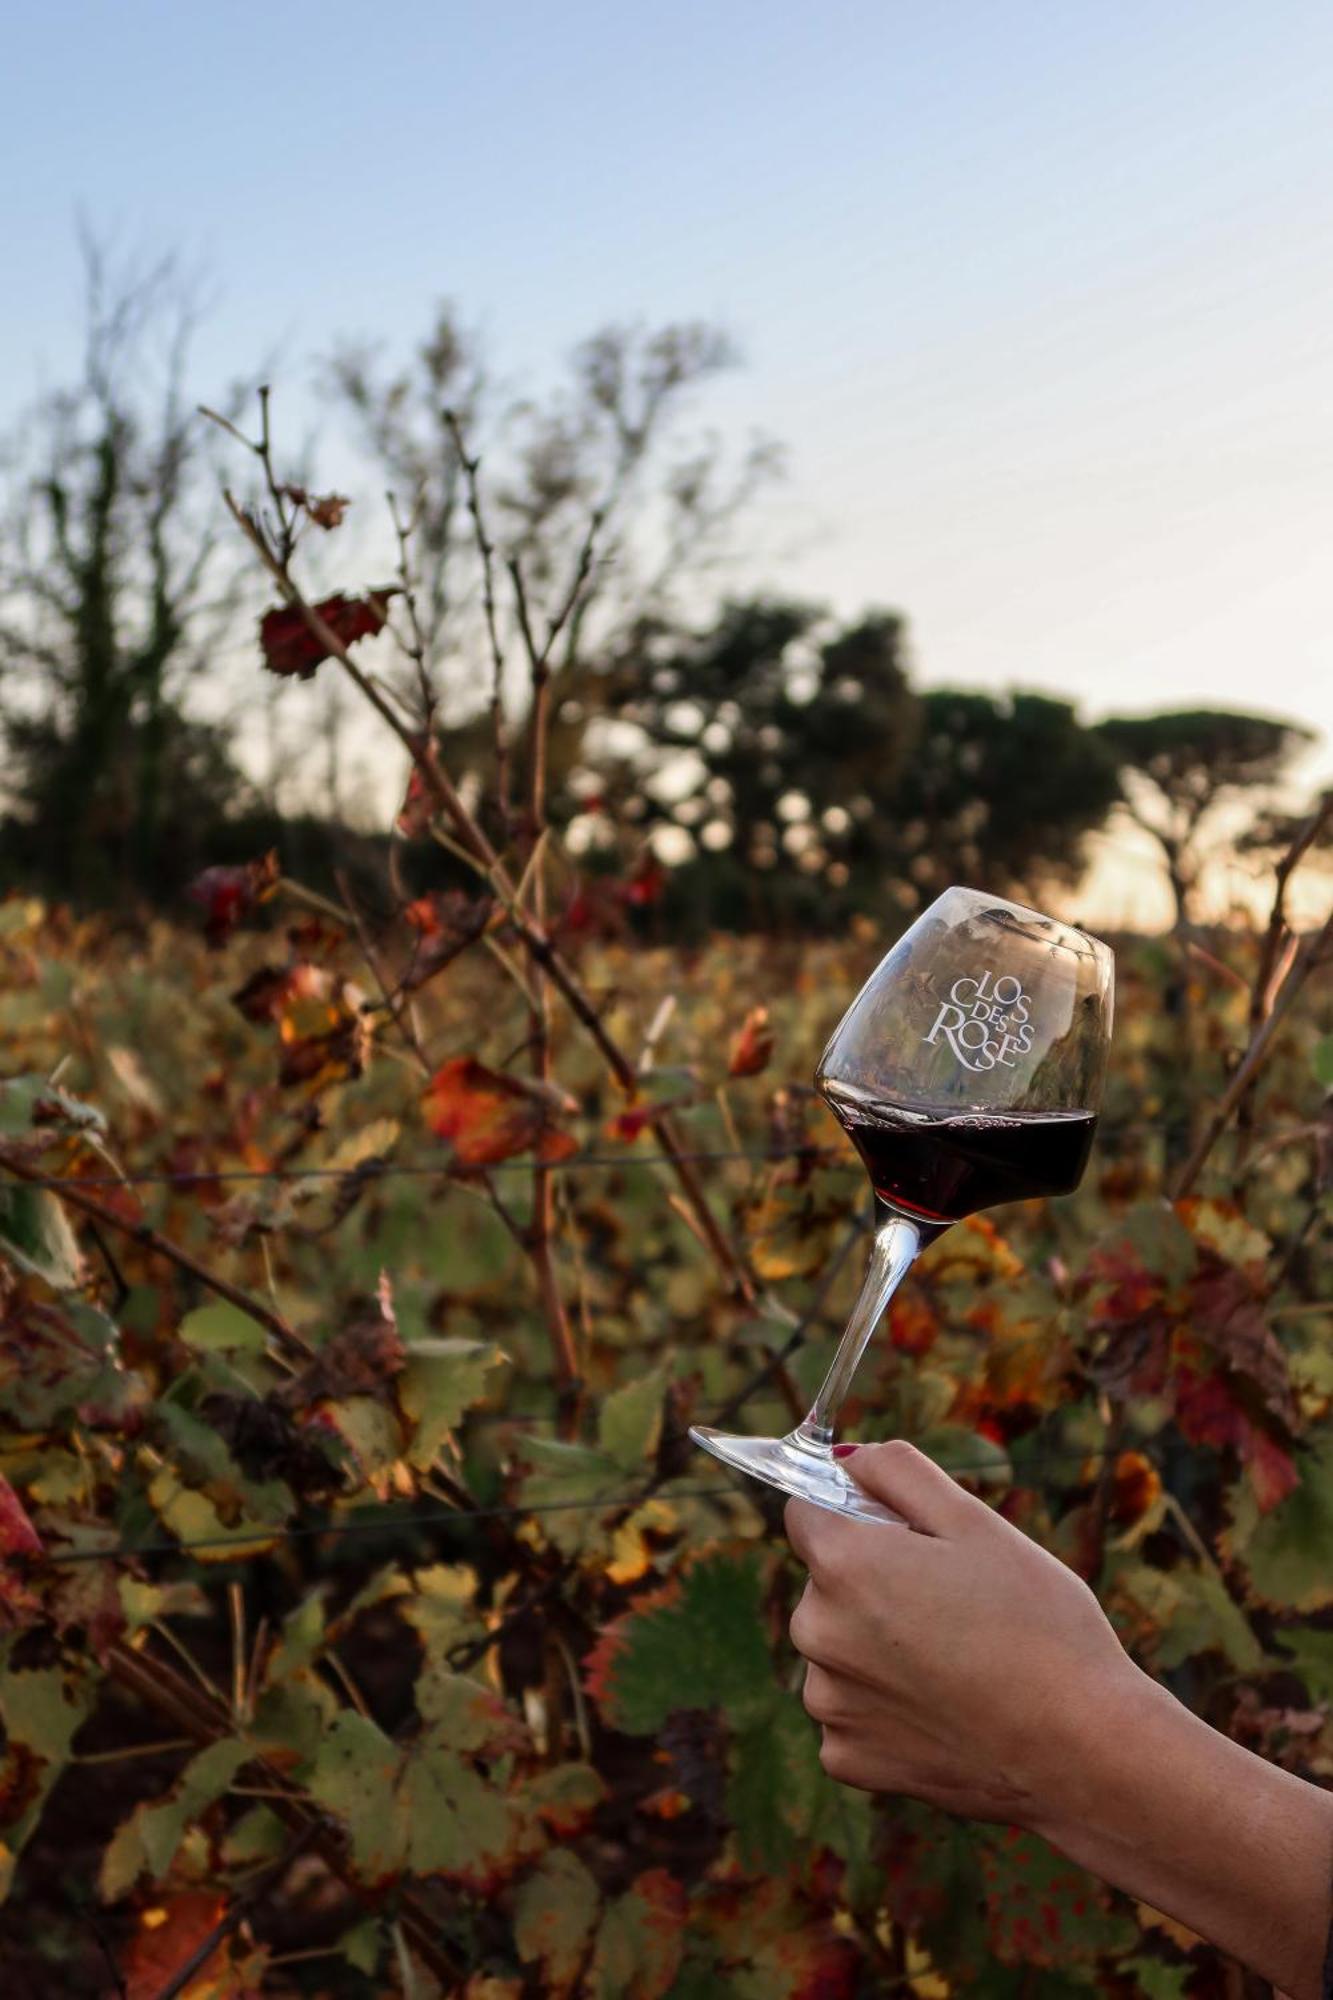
<box><xmin>259</xmin><ymin>591</ymin><xmax>394</xmax><ymax>680</ymax></box>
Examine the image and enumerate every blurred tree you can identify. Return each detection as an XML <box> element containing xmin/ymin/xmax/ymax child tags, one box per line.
<box><xmin>1094</xmin><ymin>709</ymin><xmax>1316</xmax><ymax>929</ymax></box>
<box><xmin>571</xmin><ymin>601</ymin><xmax>1121</xmax><ymax>932</ymax></box>
<box><xmin>1241</xmin><ymin>784</ymin><xmax>1333</xmax><ymax>873</ymax></box>
<box><xmin>584</xmin><ymin>599</ymin><xmax>917</xmax><ymax>929</ymax></box>
<box><xmin>889</xmin><ymin>689</ymin><xmax>1123</xmax><ymax>909</ymax></box>
<box><xmin>0</xmin><ymin>235</ymin><xmax>254</xmax><ymax>899</ymax></box>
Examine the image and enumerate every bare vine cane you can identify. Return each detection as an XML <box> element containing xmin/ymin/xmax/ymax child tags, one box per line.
<box><xmin>203</xmin><ymin>393</ymin><xmax>784</xmax><ymax>1447</ymax></box>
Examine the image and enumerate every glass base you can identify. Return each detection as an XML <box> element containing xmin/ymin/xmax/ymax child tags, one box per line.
<box><xmin>689</xmin><ymin>1425</ymin><xmax>905</xmax><ymax>1526</ymax></box>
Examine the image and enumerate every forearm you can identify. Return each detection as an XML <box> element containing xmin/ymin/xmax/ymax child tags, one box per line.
<box><xmin>1037</xmin><ymin>1664</ymin><xmax>1333</xmax><ymax>1999</ymax></box>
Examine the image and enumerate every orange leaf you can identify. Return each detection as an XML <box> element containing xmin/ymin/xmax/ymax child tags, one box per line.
<box><xmin>727</xmin><ymin>1005</ymin><xmax>774</xmax><ymax>1078</ymax></box>
<box><xmin>1108</xmin><ymin>1449</ymin><xmax>1162</xmax><ymax>1526</ymax></box>
<box><xmin>121</xmin><ymin>1893</ymin><xmax>229</xmax><ymax>1999</ymax></box>
<box><xmin>422</xmin><ymin>1057</ymin><xmax>578</xmax><ymax>1168</ymax></box>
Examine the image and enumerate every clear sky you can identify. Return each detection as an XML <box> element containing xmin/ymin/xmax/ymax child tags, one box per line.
<box><xmin>6</xmin><ymin>2</ymin><xmax>1333</xmax><ymax>921</ymax></box>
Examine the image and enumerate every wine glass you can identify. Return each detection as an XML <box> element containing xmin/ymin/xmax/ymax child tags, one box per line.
<box><xmin>690</xmin><ymin>885</ymin><xmax>1114</xmax><ymax>1525</ymax></box>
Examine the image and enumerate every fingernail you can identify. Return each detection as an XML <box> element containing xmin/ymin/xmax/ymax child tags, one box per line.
<box><xmin>831</xmin><ymin>1443</ymin><xmax>859</xmax><ymax>1459</ymax></box>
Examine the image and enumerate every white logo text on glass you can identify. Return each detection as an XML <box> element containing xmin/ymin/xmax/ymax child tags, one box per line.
<box><xmin>924</xmin><ymin>970</ymin><xmax>1034</xmax><ymax>1072</ymax></box>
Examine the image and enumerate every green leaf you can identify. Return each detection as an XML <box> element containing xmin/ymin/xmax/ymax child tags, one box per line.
<box><xmin>978</xmin><ymin>1826</ymin><xmax>1138</xmax><ymax>1967</ymax></box>
<box><xmin>1274</xmin><ymin>1625</ymin><xmax>1333</xmax><ymax>1702</ymax></box>
<box><xmin>1099</xmin><ymin>1202</ymin><xmax>1198</xmax><ymax>1289</ymax></box>
<box><xmin>401</xmin><ymin>1734</ymin><xmax>523</xmax><ymax>1881</ymax></box>
<box><xmin>221</xmin><ymin>1805</ymin><xmax>288</xmax><ymax>1867</ymax></box>
<box><xmin>1230</xmin><ymin>1432</ymin><xmax>1333</xmax><ymax>1611</ymax></box>
<box><xmin>880</xmin><ymin>1802</ymin><xmax>991</xmax><ymax>1983</ymax></box>
<box><xmin>267</xmin><ymin>1590</ymin><xmax>329</xmax><ymax>1680</ymax></box>
<box><xmin>588</xmin><ymin>1869</ymin><xmax>686</xmax><ymax>2000</ymax></box>
<box><xmin>915</xmin><ymin>1423</ymin><xmax>1012</xmax><ymax>1486</ymax></box>
<box><xmin>728</xmin><ymin>1695</ymin><xmax>824</xmax><ymax>1871</ymax></box>
<box><xmin>396</xmin><ymin>1562</ymin><xmax>483</xmax><ymax>1656</ymax></box>
<box><xmin>249</xmin><ymin>1679</ymin><xmax>337</xmax><ymax>1764</ymax></box>
<box><xmin>599</xmin><ymin>1367</ymin><xmax>666</xmax><ymax>1472</ymax></box>
<box><xmin>0</xmin><ymin>1659</ymin><xmax>93</xmax><ymax>1901</ymax></box>
<box><xmin>414</xmin><ymin>1665</ymin><xmax>519</xmax><ymax>1752</ymax></box>
<box><xmin>118</xmin><ymin>1577</ymin><xmax>209</xmax><ymax>1636</ymax></box>
<box><xmin>100</xmin><ymin>1738</ymin><xmax>249</xmax><ymax>1899</ymax></box>
<box><xmin>303</xmin><ymin>1707</ymin><xmax>523</xmax><ymax>1890</ymax></box>
<box><xmin>400</xmin><ymin>1338</ymin><xmax>505</xmax><ymax>1468</ymax></box>
<box><xmin>587</xmin><ymin>1549</ymin><xmax>773</xmax><ymax>1734</ymax></box>
<box><xmin>0</xmin><ymin>1184</ymin><xmax>82</xmax><ymax>1288</ymax></box>
<box><xmin>319</xmin><ymin>1395</ymin><xmax>402</xmax><ymax>1480</ymax></box>
<box><xmin>1118</xmin><ymin>1958</ymin><xmax>1193</xmax><ymax>2000</ymax></box>
<box><xmin>1114</xmin><ymin>1563</ymin><xmax>1264</xmax><ymax>1672</ymax></box>
<box><xmin>304</xmin><ymin>1711</ymin><xmax>403</xmax><ymax>1885</ymax></box>
<box><xmin>515</xmin><ymin>1849</ymin><xmax>601</xmax><ymax>1994</ymax></box>
<box><xmin>336</xmin><ymin>1917</ymin><xmax>385</xmax><ymax>1975</ymax></box>
<box><xmin>517</xmin><ymin>1438</ymin><xmax>626</xmax><ymax>1554</ymax></box>
<box><xmin>1313</xmin><ymin>1035</ymin><xmax>1333</xmax><ymax>1087</ymax></box>
<box><xmin>527</xmin><ymin>1760</ymin><xmax>606</xmax><ymax>1833</ymax></box>
<box><xmin>178</xmin><ymin>1301</ymin><xmax>267</xmax><ymax>1354</ymax></box>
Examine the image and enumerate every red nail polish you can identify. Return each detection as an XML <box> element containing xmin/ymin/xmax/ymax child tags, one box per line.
<box><xmin>831</xmin><ymin>1443</ymin><xmax>859</xmax><ymax>1459</ymax></box>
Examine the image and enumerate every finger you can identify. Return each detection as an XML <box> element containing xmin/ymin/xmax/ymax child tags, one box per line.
<box><xmin>801</xmin><ymin>1661</ymin><xmax>846</xmax><ymax>1727</ymax></box>
<box><xmin>837</xmin><ymin>1439</ymin><xmax>982</xmax><ymax>1538</ymax></box>
<box><xmin>784</xmin><ymin>1496</ymin><xmax>829</xmax><ymax>1567</ymax></box>
<box><xmin>789</xmin><ymin>1581</ymin><xmax>887</xmax><ymax>1682</ymax></box>
<box><xmin>788</xmin><ymin>1579</ymin><xmax>829</xmax><ymax>1664</ymax></box>
<box><xmin>817</xmin><ymin>1727</ymin><xmax>892</xmax><ymax>1792</ymax></box>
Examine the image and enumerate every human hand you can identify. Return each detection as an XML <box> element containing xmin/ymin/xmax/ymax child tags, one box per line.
<box><xmin>785</xmin><ymin>1440</ymin><xmax>1141</xmax><ymax>1831</ymax></box>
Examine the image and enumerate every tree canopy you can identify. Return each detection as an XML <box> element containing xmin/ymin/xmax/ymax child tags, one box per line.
<box><xmin>1095</xmin><ymin>708</ymin><xmax>1316</xmax><ymax>925</ymax></box>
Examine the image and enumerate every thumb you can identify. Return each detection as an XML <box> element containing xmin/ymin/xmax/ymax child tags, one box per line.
<box><xmin>836</xmin><ymin>1439</ymin><xmax>979</xmax><ymax>1538</ymax></box>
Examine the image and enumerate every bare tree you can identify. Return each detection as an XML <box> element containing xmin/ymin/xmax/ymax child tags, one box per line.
<box><xmin>323</xmin><ymin>308</ymin><xmax>782</xmax><ymax>831</ymax></box>
<box><xmin>0</xmin><ymin>232</ymin><xmax>254</xmax><ymax>898</ymax></box>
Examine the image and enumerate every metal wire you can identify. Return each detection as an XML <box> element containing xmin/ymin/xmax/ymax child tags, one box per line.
<box><xmin>30</xmin><ymin>1444</ymin><xmax>1147</xmax><ymax>1569</ymax></box>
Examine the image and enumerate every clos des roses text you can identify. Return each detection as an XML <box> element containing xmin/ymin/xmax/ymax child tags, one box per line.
<box><xmin>925</xmin><ymin>970</ymin><xmax>1035</xmax><ymax>1073</ymax></box>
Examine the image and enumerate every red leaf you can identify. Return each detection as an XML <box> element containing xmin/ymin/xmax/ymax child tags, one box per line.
<box><xmin>422</xmin><ymin>1057</ymin><xmax>579</xmax><ymax>1169</ymax></box>
<box><xmin>259</xmin><ymin>592</ymin><xmax>392</xmax><ymax>680</ymax></box>
<box><xmin>624</xmin><ymin>860</ymin><xmax>666</xmax><ymax>908</ymax></box>
<box><xmin>0</xmin><ymin>1474</ymin><xmax>41</xmax><ymax>1557</ymax></box>
<box><xmin>187</xmin><ymin>851</ymin><xmax>281</xmax><ymax>947</ymax></box>
<box><xmin>609</xmin><ymin>1105</ymin><xmax>655</xmax><ymax>1143</ymax></box>
<box><xmin>396</xmin><ymin>762</ymin><xmax>435</xmax><ymax>837</ymax></box>
<box><xmin>1248</xmin><ymin>1429</ymin><xmax>1301</xmax><ymax>1514</ymax></box>
<box><xmin>401</xmin><ymin>891</ymin><xmax>494</xmax><ymax>991</ymax></box>
<box><xmin>1175</xmin><ymin>1363</ymin><xmax>1298</xmax><ymax>1515</ymax></box>
<box><xmin>727</xmin><ymin>1005</ymin><xmax>775</xmax><ymax>1079</ymax></box>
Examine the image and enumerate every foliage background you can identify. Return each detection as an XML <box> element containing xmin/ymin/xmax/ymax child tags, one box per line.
<box><xmin>0</xmin><ymin>252</ymin><xmax>1329</xmax><ymax>2000</ymax></box>
<box><xmin>0</xmin><ymin>853</ymin><xmax>1329</xmax><ymax>1995</ymax></box>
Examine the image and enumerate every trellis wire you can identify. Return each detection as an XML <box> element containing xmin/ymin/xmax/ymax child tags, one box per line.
<box><xmin>32</xmin><ymin>1444</ymin><xmax>1147</xmax><ymax>1569</ymax></box>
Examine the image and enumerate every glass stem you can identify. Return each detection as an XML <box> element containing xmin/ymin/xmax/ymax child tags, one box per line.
<box><xmin>794</xmin><ymin>1213</ymin><xmax>922</xmax><ymax>1450</ymax></box>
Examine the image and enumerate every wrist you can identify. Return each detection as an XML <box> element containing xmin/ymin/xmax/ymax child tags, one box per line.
<box><xmin>1032</xmin><ymin>1658</ymin><xmax>1333</xmax><ymax>1999</ymax></box>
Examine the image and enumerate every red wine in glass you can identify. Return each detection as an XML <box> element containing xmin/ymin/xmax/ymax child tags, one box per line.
<box><xmin>826</xmin><ymin>1088</ymin><xmax>1098</xmax><ymax>1236</ymax></box>
<box><xmin>690</xmin><ymin>885</ymin><xmax>1114</xmax><ymax>1525</ymax></box>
